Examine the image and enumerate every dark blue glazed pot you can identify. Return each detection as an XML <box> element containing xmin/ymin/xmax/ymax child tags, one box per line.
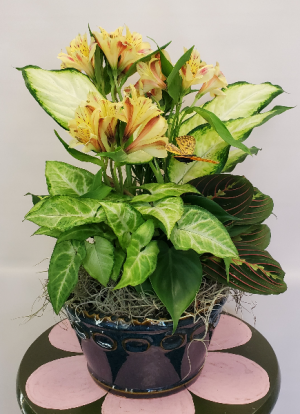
<box><xmin>66</xmin><ymin>298</ymin><xmax>226</xmax><ymax>398</ymax></box>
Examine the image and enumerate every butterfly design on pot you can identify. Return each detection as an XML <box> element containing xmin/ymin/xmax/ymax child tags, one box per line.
<box><xmin>166</xmin><ymin>136</ymin><xmax>219</xmax><ymax>164</ymax></box>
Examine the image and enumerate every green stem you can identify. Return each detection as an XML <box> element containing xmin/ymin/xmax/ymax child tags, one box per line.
<box><xmin>149</xmin><ymin>161</ymin><xmax>164</xmax><ymax>184</ymax></box>
<box><xmin>117</xmin><ymin>166</ymin><xmax>123</xmax><ymax>194</ymax></box>
<box><xmin>126</xmin><ymin>164</ymin><xmax>132</xmax><ymax>189</ymax></box>
<box><xmin>113</xmin><ymin>73</ymin><xmax>123</xmax><ymax>101</ymax></box>
<box><xmin>110</xmin><ymin>159</ymin><xmax>121</xmax><ymax>193</ymax></box>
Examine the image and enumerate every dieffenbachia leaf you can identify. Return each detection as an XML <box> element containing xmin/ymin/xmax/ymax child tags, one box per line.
<box><xmin>202</xmin><ymin>246</ymin><xmax>286</xmax><ymax>295</ymax></box>
<box><xmin>133</xmin><ymin>197</ymin><xmax>184</xmax><ymax>238</ymax></box>
<box><xmin>167</xmin><ymin>46</ymin><xmax>194</xmax><ymax>103</ymax></box>
<box><xmin>55</xmin><ymin>130</ymin><xmax>104</xmax><ymax>168</ymax></box>
<box><xmin>19</xmin><ymin>66</ymin><xmax>101</xmax><ymax>129</ymax></box>
<box><xmin>191</xmin><ymin>174</ymin><xmax>254</xmax><ymax>220</ymax></box>
<box><xmin>222</xmin><ymin>149</ymin><xmax>250</xmax><ymax>173</ymax></box>
<box><xmin>170</xmin><ymin>206</ymin><xmax>238</xmax><ymax>258</ymax></box>
<box><xmin>130</xmin><ymin>183</ymin><xmax>199</xmax><ymax>203</ymax></box>
<box><xmin>48</xmin><ymin>240</ymin><xmax>86</xmax><ymax>314</ymax></box>
<box><xmin>110</xmin><ymin>247</ymin><xmax>126</xmax><ymax>282</ymax></box>
<box><xmin>169</xmin><ymin>106</ymin><xmax>290</xmax><ymax>184</ymax></box>
<box><xmin>150</xmin><ymin>242</ymin><xmax>202</xmax><ymax>332</ymax></box>
<box><xmin>57</xmin><ymin>223</ymin><xmax>116</xmax><ymax>243</ymax></box>
<box><xmin>33</xmin><ymin>227</ymin><xmax>62</xmax><ymax>238</ymax></box>
<box><xmin>100</xmin><ymin>202</ymin><xmax>145</xmax><ymax>249</ymax></box>
<box><xmin>115</xmin><ymin>220</ymin><xmax>159</xmax><ymax>289</ymax></box>
<box><xmin>25</xmin><ymin>196</ymin><xmax>106</xmax><ymax>231</ymax></box>
<box><xmin>234</xmin><ymin>188</ymin><xmax>274</xmax><ymax>226</ymax></box>
<box><xmin>45</xmin><ymin>161</ymin><xmax>94</xmax><ymax>197</ymax></box>
<box><xmin>232</xmin><ymin>224</ymin><xmax>271</xmax><ymax>250</ymax></box>
<box><xmin>83</xmin><ymin>236</ymin><xmax>114</xmax><ymax>286</ymax></box>
<box><xmin>181</xmin><ymin>194</ymin><xmax>239</xmax><ymax>224</ymax></box>
<box><xmin>180</xmin><ymin>82</ymin><xmax>285</xmax><ymax>135</ymax></box>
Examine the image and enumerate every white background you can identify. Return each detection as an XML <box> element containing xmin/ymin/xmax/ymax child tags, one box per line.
<box><xmin>1</xmin><ymin>0</ymin><xmax>300</xmax><ymax>412</ymax></box>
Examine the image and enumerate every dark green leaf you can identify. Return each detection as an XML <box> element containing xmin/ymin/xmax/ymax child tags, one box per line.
<box><xmin>150</xmin><ymin>242</ymin><xmax>202</xmax><ymax>332</ymax></box>
<box><xmin>232</xmin><ymin>224</ymin><xmax>271</xmax><ymax>250</ymax></box>
<box><xmin>111</xmin><ymin>247</ymin><xmax>126</xmax><ymax>282</ymax></box>
<box><xmin>80</xmin><ymin>184</ymin><xmax>113</xmax><ymax>201</ymax></box>
<box><xmin>234</xmin><ymin>188</ymin><xmax>274</xmax><ymax>226</ymax></box>
<box><xmin>159</xmin><ymin>51</ymin><xmax>173</xmax><ymax>77</ymax></box>
<box><xmin>167</xmin><ymin>46</ymin><xmax>194</xmax><ymax>103</ymax></box>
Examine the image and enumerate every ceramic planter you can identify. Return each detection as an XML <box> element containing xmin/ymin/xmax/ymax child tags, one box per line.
<box><xmin>65</xmin><ymin>298</ymin><xmax>226</xmax><ymax>398</ymax></box>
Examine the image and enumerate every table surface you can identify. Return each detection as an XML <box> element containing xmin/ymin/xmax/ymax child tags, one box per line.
<box><xmin>16</xmin><ymin>315</ymin><xmax>280</xmax><ymax>414</ymax></box>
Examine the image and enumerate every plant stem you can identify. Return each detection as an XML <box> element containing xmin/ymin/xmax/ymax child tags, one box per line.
<box><xmin>117</xmin><ymin>166</ymin><xmax>123</xmax><ymax>194</ymax></box>
<box><xmin>110</xmin><ymin>159</ymin><xmax>121</xmax><ymax>193</ymax></box>
<box><xmin>126</xmin><ymin>164</ymin><xmax>132</xmax><ymax>188</ymax></box>
<box><xmin>113</xmin><ymin>73</ymin><xmax>123</xmax><ymax>101</ymax></box>
<box><xmin>149</xmin><ymin>161</ymin><xmax>164</xmax><ymax>184</ymax></box>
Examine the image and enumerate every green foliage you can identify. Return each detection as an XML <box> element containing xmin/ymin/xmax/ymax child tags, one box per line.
<box><xmin>232</xmin><ymin>224</ymin><xmax>271</xmax><ymax>250</ymax></box>
<box><xmin>150</xmin><ymin>242</ymin><xmax>202</xmax><ymax>332</ymax></box>
<box><xmin>131</xmin><ymin>182</ymin><xmax>199</xmax><ymax>203</ymax></box>
<box><xmin>167</xmin><ymin>46</ymin><xmax>194</xmax><ymax>102</ymax></box>
<box><xmin>111</xmin><ymin>247</ymin><xmax>126</xmax><ymax>282</ymax></box>
<box><xmin>57</xmin><ymin>223</ymin><xmax>116</xmax><ymax>243</ymax></box>
<box><xmin>82</xmin><ymin>236</ymin><xmax>114</xmax><ymax>286</ymax></box>
<box><xmin>234</xmin><ymin>188</ymin><xmax>274</xmax><ymax>226</ymax></box>
<box><xmin>115</xmin><ymin>220</ymin><xmax>159</xmax><ymax>289</ymax></box>
<box><xmin>48</xmin><ymin>240</ymin><xmax>86</xmax><ymax>314</ymax></box>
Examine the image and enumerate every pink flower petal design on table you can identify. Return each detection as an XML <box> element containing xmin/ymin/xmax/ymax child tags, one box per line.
<box><xmin>102</xmin><ymin>389</ymin><xmax>195</xmax><ymax>414</ymax></box>
<box><xmin>26</xmin><ymin>355</ymin><xmax>106</xmax><ymax>409</ymax></box>
<box><xmin>209</xmin><ymin>314</ymin><xmax>252</xmax><ymax>351</ymax></box>
<box><xmin>49</xmin><ymin>319</ymin><xmax>82</xmax><ymax>353</ymax></box>
<box><xmin>188</xmin><ymin>352</ymin><xmax>270</xmax><ymax>405</ymax></box>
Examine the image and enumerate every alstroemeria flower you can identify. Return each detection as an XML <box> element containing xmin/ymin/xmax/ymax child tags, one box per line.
<box><xmin>69</xmin><ymin>93</ymin><xmax>119</xmax><ymax>153</ymax></box>
<box><xmin>197</xmin><ymin>62</ymin><xmax>228</xmax><ymax>98</ymax></box>
<box><xmin>180</xmin><ymin>48</ymin><xmax>215</xmax><ymax>91</ymax></box>
<box><xmin>135</xmin><ymin>53</ymin><xmax>167</xmax><ymax>100</ymax></box>
<box><xmin>58</xmin><ymin>33</ymin><xmax>95</xmax><ymax>78</ymax></box>
<box><xmin>118</xmin><ymin>85</ymin><xmax>163</xmax><ymax>142</ymax></box>
<box><xmin>92</xmin><ymin>27</ymin><xmax>127</xmax><ymax>71</ymax></box>
<box><xmin>118</xmin><ymin>26</ymin><xmax>152</xmax><ymax>74</ymax></box>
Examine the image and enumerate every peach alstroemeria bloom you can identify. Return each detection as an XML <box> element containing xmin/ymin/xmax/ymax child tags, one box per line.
<box><xmin>69</xmin><ymin>96</ymin><xmax>119</xmax><ymax>153</ymax></box>
<box><xmin>58</xmin><ymin>34</ymin><xmax>95</xmax><ymax>78</ymax></box>
<box><xmin>92</xmin><ymin>27</ymin><xmax>127</xmax><ymax>71</ymax></box>
<box><xmin>180</xmin><ymin>48</ymin><xmax>215</xmax><ymax>91</ymax></box>
<box><xmin>118</xmin><ymin>26</ymin><xmax>152</xmax><ymax>74</ymax></box>
<box><xmin>136</xmin><ymin>53</ymin><xmax>166</xmax><ymax>100</ymax></box>
<box><xmin>118</xmin><ymin>85</ymin><xmax>162</xmax><ymax>142</ymax></box>
<box><xmin>125</xmin><ymin>115</ymin><xmax>168</xmax><ymax>158</ymax></box>
<box><xmin>197</xmin><ymin>62</ymin><xmax>228</xmax><ymax>98</ymax></box>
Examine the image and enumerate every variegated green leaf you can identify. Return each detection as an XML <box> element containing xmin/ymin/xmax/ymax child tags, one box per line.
<box><xmin>100</xmin><ymin>202</ymin><xmax>144</xmax><ymax>249</ymax></box>
<box><xmin>33</xmin><ymin>227</ymin><xmax>62</xmax><ymax>238</ymax></box>
<box><xmin>25</xmin><ymin>196</ymin><xmax>106</xmax><ymax>231</ymax></box>
<box><xmin>222</xmin><ymin>149</ymin><xmax>250</xmax><ymax>173</ymax></box>
<box><xmin>169</xmin><ymin>106</ymin><xmax>289</xmax><ymax>183</ymax></box>
<box><xmin>133</xmin><ymin>197</ymin><xmax>184</xmax><ymax>238</ymax></box>
<box><xmin>131</xmin><ymin>183</ymin><xmax>199</xmax><ymax>203</ymax></box>
<box><xmin>48</xmin><ymin>240</ymin><xmax>86</xmax><ymax>314</ymax></box>
<box><xmin>111</xmin><ymin>248</ymin><xmax>126</xmax><ymax>282</ymax></box>
<box><xmin>115</xmin><ymin>220</ymin><xmax>158</xmax><ymax>289</ymax></box>
<box><xmin>46</xmin><ymin>161</ymin><xmax>94</xmax><ymax>197</ymax></box>
<box><xmin>170</xmin><ymin>206</ymin><xmax>238</xmax><ymax>258</ymax></box>
<box><xmin>19</xmin><ymin>66</ymin><xmax>101</xmax><ymax>129</ymax></box>
<box><xmin>83</xmin><ymin>237</ymin><xmax>114</xmax><ymax>286</ymax></box>
<box><xmin>180</xmin><ymin>82</ymin><xmax>284</xmax><ymax>135</ymax></box>
<box><xmin>57</xmin><ymin>223</ymin><xmax>116</xmax><ymax>243</ymax></box>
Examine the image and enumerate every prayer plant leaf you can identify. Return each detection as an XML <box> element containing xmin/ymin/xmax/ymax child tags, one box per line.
<box><xmin>150</xmin><ymin>242</ymin><xmax>203</xmax><ymax>332</ymax></box>
<box><xmin>45</xmin><ymin>161</ymin><xmax>95</xmax><ymax>197</ymax></box>
<box><xmin>48</xmin><ymin>240</ymin><xmax>86</xmax><ymax>314</ymax></box>
<box><xmin>57</xmin><ymin>223</ymin><xmax>116</xmax><ymax>243</ymax></box>
<box><xmin>191</xmin><ymin>174</ymin><xmax>254</xmax><ymax>220</ymax></box>
<box><xmin>232</xmin><ymin>224</ymin><xmax>271</xmax><ymax>250</ymax></box>
<box><xmin>180</xmin><ymin>82</ymin><xmax>285</xmax><ymax>135</ymax></box>
<box><xmin>25</xmin><ymin>196</ymin><xmax>106</xmax><ymax>231</ymax></box>
<box><xmin>170</xmin><ymin>206</ymin><xmax>238</xmax><ymax>258</ymax></box>
<box><xmin>167</xmin><ymin>46</ymin><xmax>194</xmax><ymax>103</ymax></box>
<box><xmin>19</xmin><ymin>66</ymin><xmax>101</xmax><ymax>130</ymax></box>
<box><xmin>110</xmin><ymin>248</ymin><xmax>126</xmax><ymax>282</ymax></box>
<box><xmin>55</xmin><ymin>130</ymin><xmax>104</xmax><ymax>167</ymax></box>
<box><xmin>115</xmin><ymin>220</ymin><xmax>159</xmax><ymax>289</ymax></box>
<box><xmin>233</xmin><ymin>188</ymin><xmax>274</xmax><ymax>226</ymax></box>
<box><xmin>181</xmin><ymin>194</ymin><xmax>239</xmax><ymax>224</ymax></box>
<box><xmin>100</xmin><ymin>202</ymin><xmax>145</xmax><ymax>249</ymax></box>
<box><xmin>133</xmin><ymin>197</ymin><xmax>184</xmax><ymax>238</ymax></box>
<box><xmin>202</xmin><ymin>246</ymin><xmax>286</xmax><ymax>295</ymax></box>
<box><xmin>130</xmin><ymin>183</ymin><xmax>199</xmax><ymax>203</ymax></box>
<box><xmin>83</xmin><ymin>236</ymin><xmax>114</xmax><ymax>286</ymax></box>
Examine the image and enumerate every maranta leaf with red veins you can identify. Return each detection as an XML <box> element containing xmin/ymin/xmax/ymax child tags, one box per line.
<box><xmin>231</xmin><ymin>224</ymin><xmax>271</xmax><ymax>250</ymax></box>
<box><xmin>202</xmin><ymin>246</ymin><xmax>286</xmax><ymax>295</ymax></box>
<box><xmin>233</xmin><ymin>188</ymin><xmax>274</xmax><ymax>226</ymax></box>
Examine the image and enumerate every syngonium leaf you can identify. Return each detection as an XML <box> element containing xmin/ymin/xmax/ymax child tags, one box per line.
<box><xmin>150</xmin><ymin>241</ymin><xmax>202</xmax><ymax>332</ymax></box>
<box><xmin>202</xmin><ymin>246</ymin><xmax>286</xmax><ymax>295</ymax></box>
<box><xmin>100</xmin><ymin>201</ymin><xmax>145</xmax><ymax>249</ymax></box>
<box><xmin>83</xmin><ymin>236</ymin><xmax>114</xmax><ymax>286</ymax></box>
<box><xmin>19</xmin><ymin>66</ymin><xmax>101</xmax><ymax>130</ymax></box>
<box><xmin>111</xmin><ymin>247</ymin><xmax>126</xmax><ymax>282</ymax></box>
<box><xmin>130</xmin><ymin>183</ymin><xmax>199</xmax><ymax>203</ymax></box>
<box><xmin>45</xmin><ymin>161</ymin><xmax>95</xmax><ymax>197</ymax></box>
<box><xmin>115</xmin><ymin>220</ymin><xmax>159</xmax><ymax>289</ymax></box>
<box><xmin>232</xmin><ymin>224</ymin><xmax>271</xmax><ymax>250</ymax></box>
<box><xmin>170</xmin><ymin>206</ymin><xmax>238</xmax><ymax>259</ymax></box>
<box><xmin>80</xmin><ymin>185</ymin><xmax>113</xmax><ymax>201</ymax></box>
<box><xmin>179</xmin><ymin>82</ymin><xmax>285</xmax><ymax>135</ymax></box>
<box><xmin>133</xmin><ymin>197</ymin><xmax>184</xmax><ymax>238</ymax></box>
<box><xmin>169</xmin><ymin>106</ymin><xmax>290</xmax><ymax>184</ymax></box>
<box><xmin>48</xmin><ymin>240</ymin><xmax>86</xmax><ymax>314</ymax></box>
<box><xmin>25</xmin><ymin>196</ymin><xmax>106</xmax><ymax>231</ymax></box>
<box><xmin>33</xmin><ymin>227</ymin><xmax>62</xmax><ymax>238</ymax></box>
<box><xmin>57</xmin><ymin>223</ymin><xmax>116</xmax><ymax>243</ymax></box>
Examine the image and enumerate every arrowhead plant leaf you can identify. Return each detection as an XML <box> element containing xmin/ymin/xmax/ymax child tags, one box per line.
<box><xmin>83</xmin><ymin>237</ymin><xmax>114</xmax><ymax>286</ymax></box>
<box><xmin>48</xmin><ymin>240</ymin><xmax>86</xmax><ymax>314</ymax></box>
<box><xmin>130</xmin><ymin>183</ymin><xmax>199</xmax><ymax>203</ymax></box>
